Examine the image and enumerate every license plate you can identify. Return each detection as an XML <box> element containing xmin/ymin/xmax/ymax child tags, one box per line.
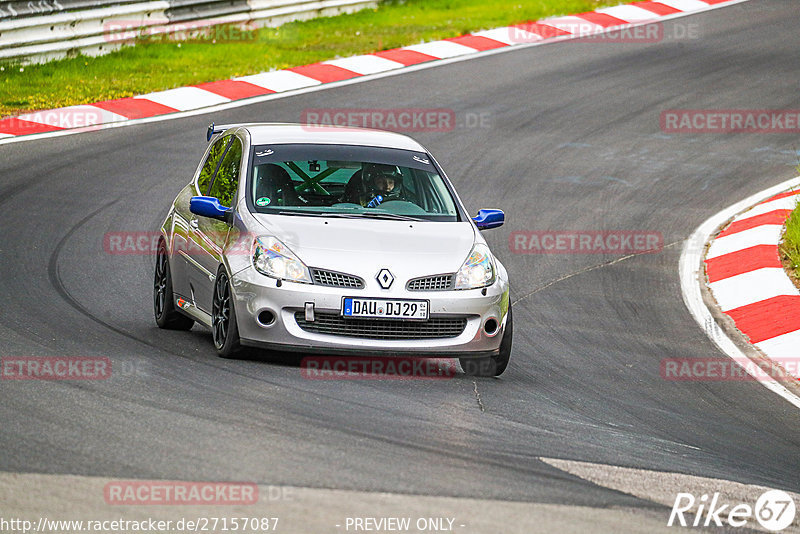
<box><xmin>342</xmin><ymin>297</ymin><xmax>429</xmax><ymax>320</ymax></box>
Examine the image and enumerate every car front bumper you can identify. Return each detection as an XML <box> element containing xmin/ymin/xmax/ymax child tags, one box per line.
<box><xmin>230</xmin><ymin>267</ymin><xmax>510</xmax><ymax>358</ymax></box>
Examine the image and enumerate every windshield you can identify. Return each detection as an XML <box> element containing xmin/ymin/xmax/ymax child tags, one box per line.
<box><xmin>247</xmin><ymin>144</ymin><xmax>459</xmax><ymax>221</ymax></box>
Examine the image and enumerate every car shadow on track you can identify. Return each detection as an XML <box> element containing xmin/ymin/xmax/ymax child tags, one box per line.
<box><xmin>218</xmin><ymin>343</ymin><xmax>473</xmax><ymax>380</ymax></box>
<box><xmin>184</xmin><ymin>330</ymin><xmax>520</xmax><ymax>382</ymax></box>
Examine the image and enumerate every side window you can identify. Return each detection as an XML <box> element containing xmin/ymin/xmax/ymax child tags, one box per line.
<box><xmin>197</xmin><ymin>136</ymin><xmax>230</xmax><ymax>195</ymax></box>
<box><xmin>208</xmin><ymin>136</ymin><xmax>243</xmax><ymax>208</ymax></box>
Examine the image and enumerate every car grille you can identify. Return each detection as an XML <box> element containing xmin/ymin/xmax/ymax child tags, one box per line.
<box><xmin>294</xmin><ymin>312</ymin><xmax>467</xmax><ymax>340</ymax></box>
<box><xmin>310</xmin><ymin>268</ymin><xmax>365</xmax><ymax>289</ymax></box>
<box><xmin>406</xmin><ymin>274</ymin><xmax>454</xmax><ymax>291</ymax></box>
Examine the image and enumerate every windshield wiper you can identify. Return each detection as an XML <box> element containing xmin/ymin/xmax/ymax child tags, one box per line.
<box><xmin>277</xmin><ymin>210</ymin><xmax>355</xmax><ymax>218</ymax></box>
<box><xmin>277</xmin><ymin>210</ymin><xmax>422</xmax><ymax>221</ymax></box>
<box><xmin>356</xmin><ymin>212</ymin><xmax>423</xmax><ymax>221</ymax></box>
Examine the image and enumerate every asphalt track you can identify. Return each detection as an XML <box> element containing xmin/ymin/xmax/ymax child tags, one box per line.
<box><xmin>1</xmin><ymin>0</ymin><xmax>800</xmax><ymax>530</ymax></box>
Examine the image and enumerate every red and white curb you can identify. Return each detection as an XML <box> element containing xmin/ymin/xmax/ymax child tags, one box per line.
<box><xmin>0</xmin><ymin>0</ymin><xmax>746</xmax><ymax>142</ymax></box>
<box><xmin>681</xmin><ymin>176</ymin><xmax>800</xmax><ymax>409</ymax></box>
<box><xmin>705</xmin><ymin>189</ymin><xmax>800</xmax><ymax>377</ymax></box>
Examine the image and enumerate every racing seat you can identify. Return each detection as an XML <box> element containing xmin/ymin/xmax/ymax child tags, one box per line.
<box><xmin>341</xmin><ymin>170</ymin><xmax>365</xmax><ymax>205</ymax></box>
<box><xmin>254</xmin><ymin>164</ymin><xmax>300</xmax><ymax>206</ymax></box>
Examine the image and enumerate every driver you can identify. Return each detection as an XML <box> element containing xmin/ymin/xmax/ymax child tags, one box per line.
<box><xmin>363</xmin><ymin>163</ymin><xmax>404</xmax><ymax>206</ymax></box>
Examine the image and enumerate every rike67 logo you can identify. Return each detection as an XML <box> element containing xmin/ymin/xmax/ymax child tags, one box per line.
<box><xmin>668</xmin><ymin>490</ymin><xmax>796</xmax><ymax>531</ymax></box>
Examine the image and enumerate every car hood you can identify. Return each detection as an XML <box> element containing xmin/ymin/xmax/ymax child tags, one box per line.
<box><xmin>249</xmin><ymin>214</ymin><xmax>477</xmax><ymax>280</ymax></box>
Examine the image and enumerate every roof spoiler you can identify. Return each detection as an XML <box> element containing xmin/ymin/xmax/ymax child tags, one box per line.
<box><xmin>206</xmin><ymin>122</ymin><xmax>234</xmax><ymax>141</ymax></box>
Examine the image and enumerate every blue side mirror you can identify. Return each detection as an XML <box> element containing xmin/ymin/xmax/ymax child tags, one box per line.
<box><xmin>472</xmin><ymin>208</ymin><xmax>504</xmax><ymax>230</ymax></box>
<box><xmin>190</xmin><ymin>196</ymin><xmax>229</xmax><ymax>221</ymax></box>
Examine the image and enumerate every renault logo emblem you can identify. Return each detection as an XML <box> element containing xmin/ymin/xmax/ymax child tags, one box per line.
<box><xmin>376</xmin><ymin>269</ymin><xmax>394</xmax><ymax>289</ymax></box>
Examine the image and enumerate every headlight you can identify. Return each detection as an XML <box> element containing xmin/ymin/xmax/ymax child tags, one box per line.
<box><xmin>454</xmin><ymin>243</ymin><xmax>496</xmax><ymax>290</ymax></box>
<box><xmin>252</xmin><ymin>236</ymin><xmax>312</xmax><ymax>284</ymax></box>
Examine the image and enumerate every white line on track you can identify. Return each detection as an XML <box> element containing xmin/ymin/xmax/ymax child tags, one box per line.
<box><xmin>540</xmin><ymin>458</ymin><xmax>800</xmax><ymax>533</ymax></box>
<box><xmin>679</xmin><ymin>175</ymin><xmax>800</xmax><ymax>410</ymax></box>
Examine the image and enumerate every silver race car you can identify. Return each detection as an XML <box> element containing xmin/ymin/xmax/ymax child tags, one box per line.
<box><xmin>154</xmin><ymin>123</ymin><xmax>512</xmax><ymax>375</ymax></box>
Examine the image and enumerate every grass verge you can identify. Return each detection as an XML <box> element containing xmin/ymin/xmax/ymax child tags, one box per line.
<box><xmin>782</xmin><ymin>204</ymin><xmax>800</xmax><ymax>283</ymax></box>
<box><xmin>0</xmin><ymin>0</ymin><xmax>616</xmax><ymax>116</ymax></box>
<box><xmin>781</xmin><ymin>168</ymin><xmax>800</xmax><ymax>286</ymax></box>
<box><xmin>780</xmin><ymin>160</ymin><xmax>800</xmax><ymax>286</ymax></box>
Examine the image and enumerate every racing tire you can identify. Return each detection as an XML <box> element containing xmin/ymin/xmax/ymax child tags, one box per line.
<box><xmin>154</xmin><ymin>240</ymin><xmax>194</xmax><ymax>330</ymax></box>
<box><xmin>212</xmin><ymin>267</ymin><xmax>241</xmax><ymax>359</ymax></box>
<box><xmin>461</xmin><ymin>302</ymin><xmax>513</xmax><ymax>377</ymax></box>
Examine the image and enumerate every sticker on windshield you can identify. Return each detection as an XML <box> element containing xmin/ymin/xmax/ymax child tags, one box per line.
<box><xmin>413</xmin><ymin>155</ymin><xmax>430</xmax><ymax>165</ymax></box>
<box><xmin>255</xmin><ymin>197</ymin><xmax>271</xmax><ymax>207</ymax></box>
<box><xmin>256</xmin><ymin>149</ymin><xmax>274</xmax><ymax>157</ymax></box>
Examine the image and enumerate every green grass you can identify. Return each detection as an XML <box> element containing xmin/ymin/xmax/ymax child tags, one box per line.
<box><xmin>782</xmin><ymin>200</ymin><xmax>800</xmax><ymax>279</ymax></box>
<box><xmin>0</xmin><ymin>0</ymin><xmax>616</xmax><ymax>116</ymax></box>
<box><xmin>782</xmin><ymin>162</ymin><xmax>800</xmax><ymax>280</ymax></box>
